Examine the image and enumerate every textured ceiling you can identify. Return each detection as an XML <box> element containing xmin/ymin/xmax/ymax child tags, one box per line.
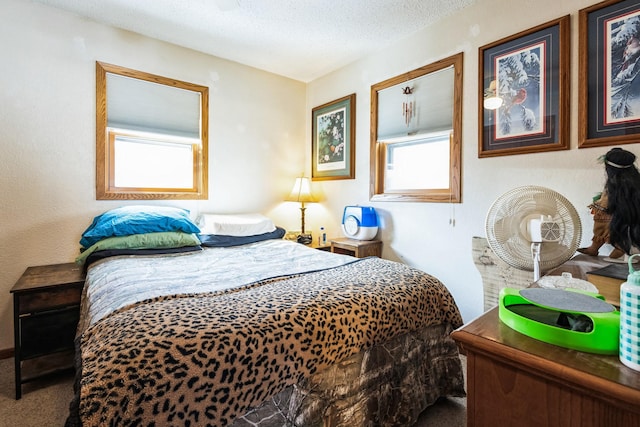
<box><xmin>33</xmin><ymin>0</ymin><xmax>474</xmax><ymax>82</ymax></box>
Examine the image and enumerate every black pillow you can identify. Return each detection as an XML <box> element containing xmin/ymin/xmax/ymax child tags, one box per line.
<box><xmin>199</xmin><ymin>226</ymin><xmax>286</xmax><ymax>247</ymax></box>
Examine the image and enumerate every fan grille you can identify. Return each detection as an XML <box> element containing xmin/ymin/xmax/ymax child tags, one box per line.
<box><xmin>485</xmin><ymin>186</ymin><xmax>582</xmax><ymax>272</ymax></box>
<box><xmin>541</xmin><ymin>221</ymin><xmax>561</xmax><ymax>241</ymax></box>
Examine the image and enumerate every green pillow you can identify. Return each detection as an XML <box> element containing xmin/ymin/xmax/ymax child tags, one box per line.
<box><xmin>79</xmin><ymin>206</ymin><xmax>200</xmax><ymax>249</ymax></box>
<box><xmin>76</xmin><ymin>231</ymin><xmax>201</xmax><ymax>265</ymax></box>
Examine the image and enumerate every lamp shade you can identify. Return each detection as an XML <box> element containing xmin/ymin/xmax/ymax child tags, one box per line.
<box><xmin>286</xmin><ymin>177</ymin><xmax>316</xmax><ymax>203</ymax></box>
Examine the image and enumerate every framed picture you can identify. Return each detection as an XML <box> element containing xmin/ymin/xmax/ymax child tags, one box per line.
<box><xmin>478</xmin><ymin>16</ymin><xmax>570</xmax><ymax>157</ymax></box>
<box><xmin>579</xmin><ymin>0</ymin><xmax>640</xmax><ymax>148</ymax></box>
<box><xmin>311</xmin><ymin>94</ymin><xmax>355</xmax><ymax>180</ymax></box>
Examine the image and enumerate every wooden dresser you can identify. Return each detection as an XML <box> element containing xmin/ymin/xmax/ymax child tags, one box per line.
<box><xmin>452</xmin><ymin>307</ymin><xmax>640</xmax><ymax>427</ymax></box>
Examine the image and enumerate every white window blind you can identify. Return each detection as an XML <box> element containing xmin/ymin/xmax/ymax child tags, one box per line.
<box><xmin>106</xmin><ymin>73</ymin><xmax>201</xmax><ymax>139</ymax></box>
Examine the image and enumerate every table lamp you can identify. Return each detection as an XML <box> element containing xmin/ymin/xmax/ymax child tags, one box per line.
<box><xmin>286</xmin><ymin>176</ymin><xmax>316</xmax><ymax>244</ymax></box>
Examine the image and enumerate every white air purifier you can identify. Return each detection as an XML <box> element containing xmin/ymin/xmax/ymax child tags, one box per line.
<box><xmin>341</xmin><ymin>206</ymin><xmax>378</xmax><ymax>240</ymax></box>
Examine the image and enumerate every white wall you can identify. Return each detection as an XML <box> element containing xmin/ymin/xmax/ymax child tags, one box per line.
<box><xmin>1</xmin><ymin>0</ymin><xmax>633</xmax><ymax>352</ymax></box>
<box><xmin>305</xmin><ymin>0</ymin><xmax>629</xmax><ymax>323</ymax></box>
<box><xmin>0</xmin><ymin>0</ymin><xmax>306</xmax><ymax>350</ymax></box>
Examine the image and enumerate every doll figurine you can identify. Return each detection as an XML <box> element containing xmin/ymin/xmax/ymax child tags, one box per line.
<box><xmin>577</xmin><ymin>190</ymin><xmax>624</xmax><ymax>258</ymax></box>
<box><xmin>603</xmin><ymin>147</ymin><xmax>640</xmax><ymax>256</ymax></box>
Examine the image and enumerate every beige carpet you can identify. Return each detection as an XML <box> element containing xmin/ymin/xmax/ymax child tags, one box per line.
<box><xmin>0</xmin><ymin>356</ymin><xmax>466</xmax><ymax>426</ymax></box>
<box><xmin>0</xmin><ymin>360</ymin><xmax>74</xmax><ymax>427</ymax></box>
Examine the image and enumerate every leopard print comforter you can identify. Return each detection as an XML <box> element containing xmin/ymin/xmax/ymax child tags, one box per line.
<box><xmin>233</xmin><ymin>323</ymin><xmax>465</xmax><ymax>426</ymax></box>
<box><xmin>67</xmin><ymin>249</ymin><xmax>462</xmax><ymax>426</ymax></box>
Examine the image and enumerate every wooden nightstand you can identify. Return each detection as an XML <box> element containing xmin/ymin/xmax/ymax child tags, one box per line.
<box><xmin>452</xmin><ymin>307</ymin><xmax>640</xmax><ymax>426</ymax></box>
<box><xmin>310</xmin><ymin>241</ymin><xmax>332</xmax><ymax>251</ymax></box>
<box><xmin>330</xmin><ymin>238</ymin><xmax>382</xmax><ymax>258</ymax></box>
<box><xmin>10</xmin><ymin>263</ymin><xmax>85</xmax><ymax>399</ymax></box>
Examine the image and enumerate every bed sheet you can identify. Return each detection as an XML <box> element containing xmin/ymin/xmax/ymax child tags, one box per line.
<box><xmin>79</xmin><ymin>239</ymin><xmax>357</xmax><ymax>330</ymax></box>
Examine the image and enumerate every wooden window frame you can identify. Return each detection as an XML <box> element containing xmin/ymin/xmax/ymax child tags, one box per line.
<box><xmin>96</xmin><ymin>62</ymin><xmax>209</xmax><ymax>200</ymax></box>
<box><xmin>370</xmin><ymin>53</ymin><xmax>463</xmax><ymax>203</ymax></box>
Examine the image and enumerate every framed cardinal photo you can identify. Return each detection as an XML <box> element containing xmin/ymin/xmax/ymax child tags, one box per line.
<box><xmin>478</xmin><ymin>16</ymin><xmax>570</xmax><ymax>157</ymax></box>
<box><xmin>579</xmin><ymin>0</ymin><xmax>640</xmax><ymax>148</ymax></box>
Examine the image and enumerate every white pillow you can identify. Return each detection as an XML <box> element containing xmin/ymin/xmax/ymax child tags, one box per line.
<box><xmin>197</xmin><ymin>213</ymin><xmax>276</xmax><ymax>236</ymax></box>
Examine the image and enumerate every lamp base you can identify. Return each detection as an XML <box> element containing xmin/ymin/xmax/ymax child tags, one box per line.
<box><xmin>297</xmin><ymin>233</ymin><xmax>313</xmax><ymax>245</ymax></box>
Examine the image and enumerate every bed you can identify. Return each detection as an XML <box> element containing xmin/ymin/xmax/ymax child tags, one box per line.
<box><xmin>66</xmin><ymin>207</ymin><xmax>465</xmax><ymax>426</ymax></box>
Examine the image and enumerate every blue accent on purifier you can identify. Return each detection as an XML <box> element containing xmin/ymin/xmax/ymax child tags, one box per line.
<box><xmin>344</xmin><ymin>206</ymin><xmax>377</xmax><ymax>227</ymax></box>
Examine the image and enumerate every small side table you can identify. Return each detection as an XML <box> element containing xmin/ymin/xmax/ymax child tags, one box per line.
<box><xmin>10</xmin><ymin>263</ymin><xmax>85</xmax><ymax>399</ymax></box>
<box><xmin>310</xmin><ymin>240</ymin><xmax>332</xmax><ymax>252</ymax></box>
<box><xmin>330</xmin><ymin>238</ymin><xmax>382</xmax><ymax>258</ymax></box>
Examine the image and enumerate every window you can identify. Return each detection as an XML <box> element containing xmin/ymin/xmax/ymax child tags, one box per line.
<box><xmin>383</xmin><ymin>132</ymin><xmax>451</xmax><ymax>190</ymax></box>
<box><xmin>96</xmin><ymin>62</ymin><xmax>208</xmax><ymax>200</ymax></box>
<box><xmin>370</xmin><ymin>53</ymin><xmax>463</xmax><ymax>202</ymax></box>
<box><xmin>109</xmin><ymin>130</ymin><xmax>198</xmax><ymax>189</ymax></box>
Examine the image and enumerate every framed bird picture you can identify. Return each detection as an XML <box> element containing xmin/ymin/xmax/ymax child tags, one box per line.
<box><xmin>579</xmin><ymin>0</ymin><xmax>640</xmax><ymax>148</ymax></box>
<box><xmin>478</xmin><ymin>15</ymin><xmax>570</xmax><ymax>158</ymax></box>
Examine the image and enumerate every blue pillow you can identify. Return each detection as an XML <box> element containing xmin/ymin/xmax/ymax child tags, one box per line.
<box><xmin>80</xmin><ymin>205</ymin><xmax>200</xmax><ymax>248</ymax></box>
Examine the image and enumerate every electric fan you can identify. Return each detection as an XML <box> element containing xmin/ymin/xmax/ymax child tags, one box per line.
<box><xmin>485</xmin><ymin>185</ymin><xmax>582</xmax><ymax>281</ymax></box>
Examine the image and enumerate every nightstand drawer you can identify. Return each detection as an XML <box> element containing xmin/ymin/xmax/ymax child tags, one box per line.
<box><xmin>20</xmin><ymin>305</ymin><xmax>79</xmax><ymax>359</ymax></box>
<box><xmin>17</xmin><ymin>285</ymin><xmax>83</xmax><ymax>314</ymax></box>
